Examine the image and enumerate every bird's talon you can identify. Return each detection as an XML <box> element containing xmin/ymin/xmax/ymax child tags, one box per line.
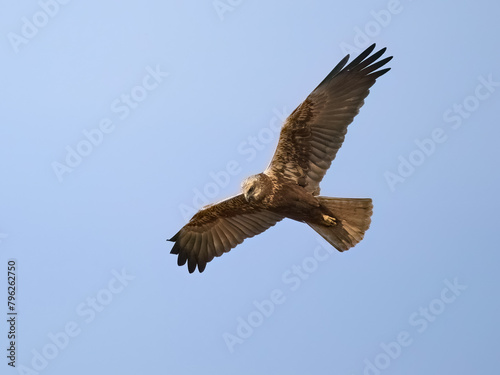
<box><xmin>323</xmin><ymin>215</ymin><xmax>337</xmax><ymax>226</ymax></box>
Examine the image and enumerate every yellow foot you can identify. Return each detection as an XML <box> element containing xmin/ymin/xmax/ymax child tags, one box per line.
<box><xmin>322</xmin><ymin>214</ymin><xmax>337</xmax><ymax>226</ymax></box>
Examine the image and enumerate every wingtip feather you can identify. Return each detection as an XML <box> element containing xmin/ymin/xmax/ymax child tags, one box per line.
<box><xmin>170</xmin><ymin>242</ymin><xmax>180</xmax><ymax>255</ymax></box>
<box><xmin>188</xmin><ymin>257</ymin><xmax>197</xmax><ymax>273</ymax></box>
<box><xmin>168</xmin><ymin>230</ymin><xmax>180</xmax><ymax>242</ymax></box>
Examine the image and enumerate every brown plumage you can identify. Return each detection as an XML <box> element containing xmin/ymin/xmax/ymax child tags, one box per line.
<box><xmin>169</xmin><ymin>44</ymin><xmax>392</xmax><ymax>273</ymax></box>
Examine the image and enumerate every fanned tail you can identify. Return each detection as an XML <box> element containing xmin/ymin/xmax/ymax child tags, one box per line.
<box><xmin>307</xmin><ymin>197</ymin><xmax>373</xmax><ymax>251</ymax></box>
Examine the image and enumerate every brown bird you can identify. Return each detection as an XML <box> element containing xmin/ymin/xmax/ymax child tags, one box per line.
<box><xmin>169</xmin><ymin>44</ymin><xmax>392</xmax><ymax>273</ymax></box>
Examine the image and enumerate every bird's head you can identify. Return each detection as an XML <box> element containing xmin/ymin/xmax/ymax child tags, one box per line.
<box><xmin>242</xmin><ymin>174</ymin><xmax>266</xmax><ymax>203</ymax></box>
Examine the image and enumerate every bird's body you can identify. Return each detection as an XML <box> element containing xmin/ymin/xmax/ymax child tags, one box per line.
<box><xmin>246</xmin><ymin>173</ymin><xmax>324</xmax><ymax>224</ymax></box>
<box><xmin>169</xmin><ymin>44</ymin><xmax>392</xmax><ymax>273</ymax></box>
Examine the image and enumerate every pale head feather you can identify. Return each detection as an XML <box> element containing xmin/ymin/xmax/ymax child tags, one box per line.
<box><xmin>241</xmin><ymin>174</ymin><xmax>263</xmax><ymax>202</ymax></box>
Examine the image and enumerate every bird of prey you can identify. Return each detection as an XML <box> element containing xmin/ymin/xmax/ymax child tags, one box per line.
<box><xmin>169</xmin><ymin>44</ymin><xmax>392</xmax><ymax>273</ymax></box>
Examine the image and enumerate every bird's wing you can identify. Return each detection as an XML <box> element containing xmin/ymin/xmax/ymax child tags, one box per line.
<box><xmin>169</xmin><ymin>194</ymin><xmax>283</xmax><ymax>273</ymax></box>
<box><xmin>265</xmin><ymin>44</ymin><xmax>392</xmax><ymax>194</ymax></box>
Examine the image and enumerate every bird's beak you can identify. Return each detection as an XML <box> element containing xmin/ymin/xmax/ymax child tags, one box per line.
<box><xmin>244</xmin><ymin>193</ymin><xmax>250</xmax><ymax>202</ymax></box>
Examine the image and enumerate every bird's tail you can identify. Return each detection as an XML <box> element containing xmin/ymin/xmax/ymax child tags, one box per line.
<box><xmin>307</xmin><ymin>197</ymin><xmax>373</xmax><ymax>252</ymax></box>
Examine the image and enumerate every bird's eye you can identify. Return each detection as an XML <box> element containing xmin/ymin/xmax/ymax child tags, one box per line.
<box><xmin>248</xmin><ymin>186</ymin><xmax>255</xmax><ymax>193</ymax></box>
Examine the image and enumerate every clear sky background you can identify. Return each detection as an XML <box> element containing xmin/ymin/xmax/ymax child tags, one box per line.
<box><xmin>1</xmin><ymin>1</ymin><xmax>499</xmax><ymax>374</ymax></box>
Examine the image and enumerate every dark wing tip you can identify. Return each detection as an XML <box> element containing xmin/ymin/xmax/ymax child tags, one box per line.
<box><xmin>345</xmin><ymin>43</ymin><xmax>377</xmax><ymax>69</ymax></box>
<box><xmin>188</xmin><ymin>257</ymin><xmax>197</xmax><ymax>273</ymax></box>
<box><xmin>198</xmin><ymin>262</ymin><xmax>207</xmax><ymax>273</ymax></box>
<box><xmin>315</xmin><ymin>54</ymin><xmax>350</xmax><ymax>88</ymax></box>
<box><xmin>316</xmin><ymin>44</ymin><xmax>391</xmax><ymax>91</ymax></box>
<box><xmin>370</xmin><ymin>67</ymin><xmax>391</xmax><ymax>79</ymax></box>
<box><xmin>168</xmin><ymin>233</ymin><xmax>208</xmax><ymax>273</ymax></box>
<box><xmin>167</xmin><ymin>230</ymin><xmax>180</xmax><ymax>242</ymax></box>
<box><xmin>177</xmin><ymin>249</ymin><xmax>188</xmax><ymax>266</ymax></box>
<box><xmin>170</xmin><ymin>242</ymin><xmax>180</xmax><ymax>255</ymax></box>
<box><xmin>187</xmin><ymin>256</ymin><xmax>206</xmax><ymax>273</ymax></box>
<box><xmin>345</xmin><ymin>45</ymin><xmax>391</xmax><ymax>73</ymax></box>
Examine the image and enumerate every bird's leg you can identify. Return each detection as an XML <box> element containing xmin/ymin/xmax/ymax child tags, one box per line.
<box><xmin>322</xmin><ymin>214</ymin><xmax>337</xmax><ymax>226</ymax></box>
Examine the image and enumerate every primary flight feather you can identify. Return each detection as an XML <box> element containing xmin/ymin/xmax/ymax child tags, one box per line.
<box><xmin>169</xmin><ymin>44</ymin><xmax>392</xmax><ymax>273</ymax></box>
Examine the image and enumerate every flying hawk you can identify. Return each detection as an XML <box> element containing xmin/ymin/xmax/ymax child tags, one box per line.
<box><xmin>169</xmin><ymin>44</ymin><xmax>392</xmax><ymax>273</ymax></box>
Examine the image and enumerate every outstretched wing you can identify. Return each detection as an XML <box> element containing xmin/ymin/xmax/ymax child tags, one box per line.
<box><xmin>265</xmin><ymin>44</ymin><xmax>392</xmax><ymax>194</ymax></box>
<box><xmin>169</xmin><ymin>194</ymin><xmax>283</xmax><ymax>273</ymax></box>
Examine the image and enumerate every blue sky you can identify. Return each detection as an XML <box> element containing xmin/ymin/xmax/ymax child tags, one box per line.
<box><xmin>1</xmin><ymin>1</ymin><xmax>499</xmax><ymax>374</ymax></box>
